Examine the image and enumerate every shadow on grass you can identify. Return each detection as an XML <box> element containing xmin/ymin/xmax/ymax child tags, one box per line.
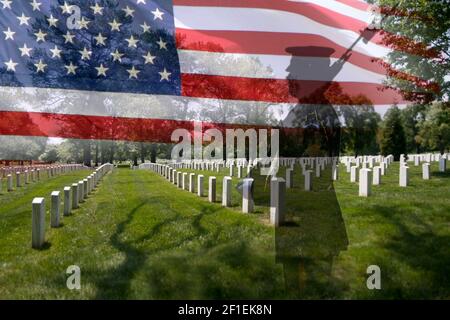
<box><xmin>91</xmin><ymin>201</ymin><xmax>223</xmax><ymax>299</ymax></box>
<box><xmin>370</xmin><ymin>204</ymin><xmax>450</xmax><ymax>298</ymax></box>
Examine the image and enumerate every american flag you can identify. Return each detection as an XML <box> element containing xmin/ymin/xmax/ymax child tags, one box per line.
<box><xmin>0</xmin><ymin>0</ymin><xmax>435</xmax><ymax>143</ymax></box>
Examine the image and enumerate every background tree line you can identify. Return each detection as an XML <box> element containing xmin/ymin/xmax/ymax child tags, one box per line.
<box><xmin>9</xmin><ymin>101</ymin><xmax>442</xmax><ymax>166</ymax></box>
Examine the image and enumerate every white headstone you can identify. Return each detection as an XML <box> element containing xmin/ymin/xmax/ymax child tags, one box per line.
<box><xmin>72</xmin><ymin>183</ymin><xmax>79</xmax><ymax>209</ymax></box>
<box><xmin>78</xmin><ymin>181</ymin><xmax>84</xmax><ymax>203</ymax></box>
<box><xmin>51</xmin><ymin>191</ymin><xmax>61</xmax><ymax>228</ymax></box>
<box><xmin>208</xmin><ymin>176</ymin><xmax>216</xmax><ymax>203</ymax></box>
<box><xmin>350</xmin><ymin>166</ymin><xmax>358</xmax><ymax>183</ymax></box>
<box><xmin>83</xmin><ymin>179</ymin><xmax>88</xmax><ymax>199</ymax></box>
<box><xmin>372</xmin><ymin>166</ymin><xmax>381</xmax><ymax>185</ymax></box>
<box><xmin>222</xmin><ymin>176</ymin><xmax>232</xmax><ymax>207</ymax></box>
<box><xmin>16</xmin><ymin>172</ymin><xmax>21</xmax><ymax>188</ymax></box>
<box><xmin>286</xmin><ymin>168</ymin><xmax>294</xmax><ymax>188</ymax></box>
<box><xmin>332</xmin><ymin>164</ymin><xmax>339</xmax><ymax>181</ymax></box>
<box><xmin>177</xmin><ymin>171</ymin><xmax>182</xmax><ymax>188</ymax></box>
<box><xmin>7</xmin><ymin>174</ymin><xmax>13</xmax><ymax>191</ymax></box>
<box><xmin>439</xmin><ymin>158</ymin><xmax>446</xmax><ymax>172</ymax></box>
<box><xmin>242</xmin><ymin>178</ymin><xmax>254</xmax><ymax>213</ymax></box>
<box><xmin>189</xmin><ymin>173</ymin><xmax>195</xmax><ymax>193</ymax></box>
<box><xmin>182</xmin><ymin>172</ymin><xmax>188</xmax><ymax>190</ymax></box>
<box><xmin>399</xmin><ymin>166</ymin><xmax>409</xmax><ymax>187</ymax></box>
<box><xmin>198</xmin><ymin>175</ymin><xmax>204</xmax><ymax>197</ymax></box>
<box><xmin>64</xmin><ymin>187</ymin><xmax>71</xmax><ymax>216</ymax></box>
<box><xmin>270</xmin><ymin>178</ymin><xmax>285</xmax><ymax>227</ymax></box>
<box><xmin>422</xmin><ymin>163</ymin><xmax>430</xmax><ymax>180</ymax></box>
<box><xmin>359</xmin><ymin>169</ymin><xmax>372</xmax><ymax>197</ymax></box>
<box><xmin>32</xmin><ymin>197</ymin><xmax>46</xmax><ymax>249</ymax></box>
<box><xmin>304</xmin><ymin>170</ymin><xmax>312</xmax><ymax>191</ymax></box>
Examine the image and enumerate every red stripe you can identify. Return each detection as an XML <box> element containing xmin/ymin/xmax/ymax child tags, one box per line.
<box><xmin>0</xmin><ymin>111</ymin><xmax>271</xmax><ymax>143</ymax></box>
<box><xmin>173</xmin><ymin>0</ymin><xmax>436</xmax><ymax>58</ymax></box>
<box><xmin>176</xmin><ymin>29</ymin><xmax>436</xmax><ymax>90</ymax></box>
<box><xmin>334</xmin><ymin>0</ymin><xmax>370</xmax><ymax>11</ymax></box>
<box><xmin>181</xmin><ymin>73</ymin><xmax>408</xmax><ymax>105</ymax></box>
<box><xmin>176</xmin><ymin>29</ymin><xmax>389</xmax><ymax>75</ymax></box>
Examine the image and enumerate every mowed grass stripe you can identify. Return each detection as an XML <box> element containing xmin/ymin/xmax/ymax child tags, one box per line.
<box><xmin>0</xmin><ymin>168</ymin><xmax>282</xmax><ymax>299</ymax></box>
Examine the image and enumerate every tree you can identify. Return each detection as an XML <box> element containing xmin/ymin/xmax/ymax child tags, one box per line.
<box><xmin>374</xmin><ymin>0</ymin><xmax>450</xmax><ymax>102</ymax></box>
<box><xmin>417</xmin><ymin>102</ymin><xmax>450</xmax><ymax>154</ymax></box>
<box><xmin>338</xmin><ymin>104</ymin><xmax>381</xmax><ymax>156</ymax></box>
<box><xmin>400</xmin><ymin>104</ymin><xmax>428</xmax><ymax>153</ymax></box>
<box><xmin>380</xmin><ymin>106</ymin><xmax>406</xmax><ymax>160</ymax></box>
<box><xmin>40</xmin><ymin>146</ymin><xmax>59</xmax><ymax>163</ymax></box>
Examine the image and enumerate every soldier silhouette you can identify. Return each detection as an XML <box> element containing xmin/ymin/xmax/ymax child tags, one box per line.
<box><xmin>274</xmin><ymin>46</ymin><xmax>351</xmax><ymax>298</ymax></box>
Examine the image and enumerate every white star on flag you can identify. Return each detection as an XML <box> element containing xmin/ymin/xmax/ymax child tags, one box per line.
<box><xmin>65</xmin><ymin>62</ymin><xmax>78</xmax><ymax>75</ymax></box>
<box><xmin>63</xmin><ymin>31</ymin><xmax>75</xmax><ymax>44</ymax></box>
<box><xmin>47</xmin><ymin>14</ymin><xmax>59</xmax><ymax>27</ymax></box>
<box><xmin>96</xmin><ymin>64</ymin><xmax>109</xmax><ymax>77</ymax></box>
<box><xmin>34</xmin><ymin>59</ymin><xmax>47</xmax><ymax>73</ymax></box>
<box><xmin>5</xmin><ymin>59</ymin><xmax>18</xmax><ymax>72</ymax></box>
<box><xmin>1</xmin><ymin>0</ymin><xmax>12</xmax><ymax>10</ymax></box>
<box><xmin>159</xmin><ymin>68</ymin><xmax>171</xmax><ymax>81</ymax></box>
<box><xmin>109</xmin><ymin>19</ymin><xmax>122</xmax><ymax>32</ymax></box>
<box><xmin>90</xmin><ymin>3</ymin><xmax>104</xmax><ymax>15</ymax></box>
<box><xmin>79</xmin><ymin>47</ymin><xmax>92</xmax><ymax>60</ymax></box>
<box><xmin>143</xmin><ymin>52</ymin><xmax>156</xmax><ymax>64</ymax></box>
<box><xmin>60</xmin><ymin>1</ymin><xmax>73</xmax><ymax>14</ymax></box>
<box><xmin>111</xmin><ymin>49</ymin><xmax>124</xmax><ymax>62</ymax></box>
<box><xmin>78</xmin><ymin>17</ymin><xmax>90</xmax><ymax>29</ymax></box>
<box><xmin>157</xmin><ymin>38</ymin><xmax>167</xmax><ymax>50</ymax></box>
<box><xmin>19</xmin><ymin>43</ymin><xmax>33</xmax><ymax>57</ymax></box>
<box><xmin>3</xmin><ymin>27</ymin><xmax>15</xmax><ymax>40</ymax></box>
<box><xmin>152</xmin><ymin>8</ymin><xmax>164</xmax><ymax>20</ymax></box>
<box><xmin>50</xmin><ymin>45</ymin><xmax>62</xmax><ymax>59</ymax></box>
<box><xmin>127</xmin><ymin>66</ymin><xmax>140</xmax><ymax>79</ymax></box>
<box><xmin>34</xmin><ymin>29</ymin><xmax>47</xmax><ymax>42</ymax></box>
<box><xmin>17</xmin><ymin>13</ymin><xmax>31</xmax><ymax>26</ymax></box>
<box><xmin>126</xmin><ymin>35</ymin><xmax>139</xmax><ymax>48</ymax></box>
<box><xmin>30</xmin><ymin>0</ymin><xmax>42</xmax><ymax>11</ymax></box>
<box><xmin>123</xmin><ymin>6</ymin><xmax>135</xmax><ymax>17</ymax></box>
<box><xmin>94</xmin><ymin>33</ymin><xmax>107</xmax><ymax>46</ymax></box>
<box><xmin>141</xmin><ymin>22</ymin><xmax>151</xmax><ymax>33</ymax></box>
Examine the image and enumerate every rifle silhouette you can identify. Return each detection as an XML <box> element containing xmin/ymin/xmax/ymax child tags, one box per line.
<box><xmin>333</xmin><ymin>2</ymin><xmax>401</xmax><ymax>68</ymax></box>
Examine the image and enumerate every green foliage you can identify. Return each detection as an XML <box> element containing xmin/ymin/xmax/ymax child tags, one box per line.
<box><xmin>375</xmin><ymin>0</ymin><xmax>450</xmax><ymax>101</ymax></box>
<box><xmin>380</xmin><ymin>106</ymin><xmax>406</xmax><ymax>160</ymax></box>
<box><xmin>39</xmin><ymin>147</ymin><xmax>59</xmax><ymax>163</ymax></box>
<box><xmin>338</xmin><ymin>105</ymin><xmax>381</xmax><ymax>155</ymax></box>
<box><xmin>400</xmin><ymin>104</ymin><xmax>428</xmax><ymax>153</ymax></box>
<box><xmin>418</xmin><ymin>102</ymin><xmax>450</xmax><ymax>153</ymax></box>
<box><xmin>0</xmin><ymin>136</ymin><xmax>47</xmax><ymax>160</ymax></box>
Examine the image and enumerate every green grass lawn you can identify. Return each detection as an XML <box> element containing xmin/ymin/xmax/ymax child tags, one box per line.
<box><xmin>0</xmin><ymin>162</ymin><xmax>449</xmax><ymax>299</ymax></box>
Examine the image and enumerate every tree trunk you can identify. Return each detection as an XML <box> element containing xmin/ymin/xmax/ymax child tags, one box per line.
<box><xmin>95</xmin><ymin>141</ymin><xmax>99</xmax><ymax>167</ymax></box>
<box><xmin>150</xmin><ymin>144</ymin><xmax>157</xmax><ymax>163</ymax></box>
<box><xmin>83</xmin><ymin>140</ymin><xmax>92</xmax><ymax>167</ymax></box>
<box><xmin>109</xmin><ymin>142</ymin><xmax>115</xmax><ymax>164</ymax></box>
<box><xmin>140</xmin><ymin>142</ymin><xmax>146</xmax><ymax>163</ymax></box>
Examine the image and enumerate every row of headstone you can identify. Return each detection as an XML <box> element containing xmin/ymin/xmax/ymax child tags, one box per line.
<box><xmin>0</xmin><ymin>164</ymin><xmax>85</xmax><ymax>194</ymax></box>
<box><xmin>140</xmin><ymin>163</ymin><xmax>256</xmax><ymax>215</ymax></box>
<box><xmin>357</xmin><ymin>161</ymin><xmax>436</xmax><ymax>197</ymax></box>
<box><xmin>31</xmin><ymin>164</ymin><xmax>114</xmax><ymax>249</ymax></box>
<box><xmin>1</xmin><ymin>164</ymin><xmax>84</xmax><ymax>179</ymax></box>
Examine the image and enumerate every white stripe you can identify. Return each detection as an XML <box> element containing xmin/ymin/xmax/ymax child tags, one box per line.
<box><xmin>0</xmin><ymin>86</ymin><xmax>295</xmax><ymax>125</ymax></box>
<box><xmin>178</xmin><ymin>50</ymin><xmax>386</xmax><ymax>84</ymax></box>
<box><xmin>0</xmin><ymin>86</ymin><xmax>397</xmax><ymax>132</ymax></box>
<box><xmin>173</xmin><ymin>6</ymin><xmax>391</xmax><ymax>59</ymax></box>
<box><xmin>288</xmin><ymin>0</ymin><xmax>372</xmax><ymax>23</ymax></box>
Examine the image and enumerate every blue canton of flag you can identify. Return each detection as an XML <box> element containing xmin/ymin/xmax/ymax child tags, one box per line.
<box><xmin>0</xmin><ymin>0</ymin><xmax>181</xmax><ymax>95</ymax></box>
